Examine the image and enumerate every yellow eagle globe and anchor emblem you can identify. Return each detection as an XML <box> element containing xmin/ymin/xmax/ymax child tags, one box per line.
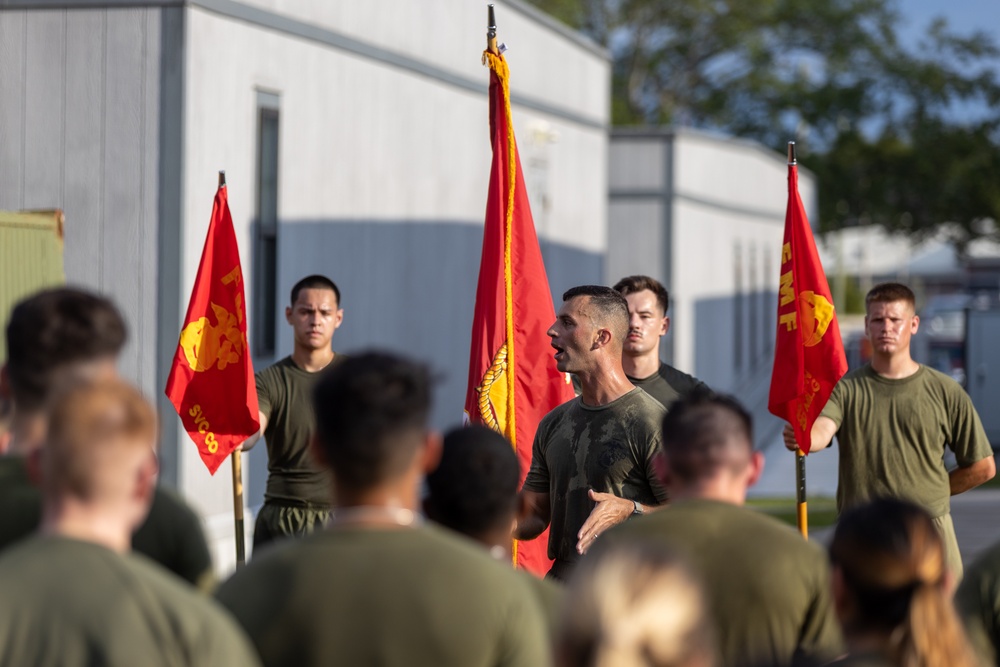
<box><xmin>798</xmin><ymin>290</ymin><xmax>835</xmax><ymax>347</ymax></box>
<box><xmin>179</xmin><ymin>298</ymin><xmax>246</xmax><ymax>372</ymax></box>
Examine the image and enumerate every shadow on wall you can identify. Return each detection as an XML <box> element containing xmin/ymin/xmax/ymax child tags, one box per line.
<box><xmin>266</xmin><ymin>218</ymin><xmax>601</xmax><ymax>422</ymax></box>
<box><xmin>693</xmin><ymin>291</ymin><xmax>785</xmax><ymax>445</ymax></box>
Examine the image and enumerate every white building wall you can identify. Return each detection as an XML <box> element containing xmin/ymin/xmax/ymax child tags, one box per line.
<box><xmin>176</xmin><ymin>0</ymin><xmax>609</xmax><ymax>572</ymax></box>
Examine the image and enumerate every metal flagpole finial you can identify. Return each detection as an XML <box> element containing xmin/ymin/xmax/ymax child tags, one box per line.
<box><xmin>218</xmin><ymin>170</ymin><xmax>226</xmax><ymax>187</ymax></box>
<box><xmin>787</xmin><ymin>142</ymin><xmax>796</xmax><ymax>165</ymax></box>
<box><xmin>487</xmin><ymin>4</ymin><xmax>498</xmax><ymax>54</ymax></box>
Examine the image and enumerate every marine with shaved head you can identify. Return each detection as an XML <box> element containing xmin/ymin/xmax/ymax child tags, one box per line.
<box><xmin>515</xmin><ymin>285</ymin><xmax>668</xmax><ymax>581</ymax></box>
<box><xmin>606</xmin><ymin>390</ymin><xmax>842</xmax><ymax>667</ymax></box>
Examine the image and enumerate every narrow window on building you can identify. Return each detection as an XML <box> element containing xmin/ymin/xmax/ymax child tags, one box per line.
<box><xmin>734</xmin><ymin>243</ymin><xmax>743</xmax><ymax>371</ymax></box>
<box><xmin>255</xmin><ymin>92</ymin><xmax>280</xmax><ymax>357</ymax></box>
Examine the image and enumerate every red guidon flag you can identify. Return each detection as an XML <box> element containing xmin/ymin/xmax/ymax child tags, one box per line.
<box><xmin>768</xmin><ymin>157</ymin><xmax>848</xmax><ymax>453</ymax></box>
<box><xmin>166</xmin><ymin>181</ymin><xmax>259</xmax><ymax>474</ymax></box>
<box><xmin>465</xmin><ymin>50</ymin><xmax>575</xmax><ymax>576</ymax></box>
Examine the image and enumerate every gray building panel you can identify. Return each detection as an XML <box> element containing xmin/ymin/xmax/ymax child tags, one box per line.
<box><xmin>0</xmin><ymin>11</ymin><xmax>26</xmax><ymax>207</ymax></box>
<box><xmin>22</xmin><ymin>10</ymin><xmax>65</xmax><ymax>208</ymax></box>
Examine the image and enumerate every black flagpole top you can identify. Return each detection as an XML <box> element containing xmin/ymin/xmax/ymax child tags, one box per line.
<box><xmin>787</xmin><ymin>142</ymin><xmax>796</xmax><ymax>165</ymax></box>
<box><xmin>487</xmin><ymin>5</ymin><xmax>498</xmax><ymax>53</ymax></box>
<box><xmin>218</xmin><ymin>170</ymin><xmax>226</xmax><ymax>187</ymax></box>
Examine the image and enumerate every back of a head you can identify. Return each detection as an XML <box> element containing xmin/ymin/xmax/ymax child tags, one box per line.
<box><xmin>424</xmin><ymin>425</ymin><xmax>520</xmax><ymax>539</ymax></box>
<box><xmin>5</xmin><ymin>287</ymin><xmax>126</xmax><ymax>412</ymax></box>
<box><xmin>312</xmin><ymin>351</ymin><xmax>431</xmax><ymax>491</ymax></box>
<box><xmin>562</xmin><ymin>285</ymin><xmax>630</xmax><ymax>347</ymax></box>
<box><xmin>44</xmin><ymin>379</ymin><xmax>157</xmax><ymax>504</ymax></box>
<box><xmin>660</xmin><ymin>390</ymin><xmax>754</xmax><ymax>486</ymax></box>
<box><xmin>830</xmin><ymin>498</ymin><xmax>977</xmax><ymax>667</ymax></box>
<box><xmin>612</xmin><ymin>275</ymin><xmax>670</xmax><ymax>315</ymax></box>
<box><xmin>865</xmin><ymin>282</ymin><xmax>915</xmax><ymax>313</ymax></box>
<box><xmin>557</xmin><ymin>541</ymin><xmax>716</xmax><ymax>667</ymax></box>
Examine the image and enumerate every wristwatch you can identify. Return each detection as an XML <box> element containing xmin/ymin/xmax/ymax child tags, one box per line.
<box><xmin>631</xmin><ymin>500</ymin><xmax>644</xmax><ymax>516</ymax></box>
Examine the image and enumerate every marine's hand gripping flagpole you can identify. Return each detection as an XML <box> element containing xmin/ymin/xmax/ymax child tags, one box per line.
<box><xmin>768</xmin><ymin>141</ymin><xmax>848</xmax><ymax>542</ymax></box>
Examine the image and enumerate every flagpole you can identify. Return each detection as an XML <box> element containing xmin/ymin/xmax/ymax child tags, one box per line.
<box><xmin>487</xmin><ymin>4</ymin><xmax>498</xmax><ymax>55</ymax></box>
<box><xmin>786</xmin><ymin>142</ymin><xmax>809</xmax><ymax>541</ymax></box>
<box><xmin>217</xmin><ymin>168</ymin><xmax>247</xmax><ymax>567</ymax></box>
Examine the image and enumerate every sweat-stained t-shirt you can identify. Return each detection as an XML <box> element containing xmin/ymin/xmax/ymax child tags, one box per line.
<box><xmin>522</xmin><ymin>388</ymin><xmax>668</xmax><ymax>564</ymax></box>
<box><xmin>627</xmin><ymin>362</ymin><xmax>708</xmax><ymax>411</ymax></box>
<box><xmin>256</xmin><ymin>355</ymin><xmax>341</xmax><ymax>508</ymax></box>
<box><xmin>820</xmin><ymin>364</ymin><xmax>993</xmax><ymax>519</ymax></box>
<box><xmin>215</xmin><ymin>523</ymin><xmax>550</xmax><ymax>667</ymax></box>
<box><xmin>606</xmin><ymin>499</ymin><xmax>843</xmax><ymax>667</ymax></box>
<box><xmin>0</xmin><ymin>536</ymin><xmax>260</xmax><ymax>667</ymax></box>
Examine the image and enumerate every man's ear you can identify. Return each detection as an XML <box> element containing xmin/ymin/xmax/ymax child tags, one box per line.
<box><xmin>334</xmin><ymin>309</ymin><xmax>344</xmax><ymax>330</ymax></box>
<box><xmin>421</xmin><ymin>431</ymin><xmax>443</xmax><ymax>475</ymax></box>
<box><xmin>746</xmin><ymin>450</ymin><xmax>765</xmax><ymax>488</ymax></box>
<box><xmin>592</xmin><ymin>327</ymin><xmax>613</xmax><ymax>350</ymax></box>
<box><xmin>911</xmin><ymin>314</ymin><xmax>920</xmax><ymax>335</ymax></box>
<box><xmin>285</xmin><ymin>306</ymin><xmax>294</xmax><ymax>325</ymax></box>
<box><xmin>661</xmin><ymin>316</ymin><xmax>671</xmax><ymax>337</ymax></box>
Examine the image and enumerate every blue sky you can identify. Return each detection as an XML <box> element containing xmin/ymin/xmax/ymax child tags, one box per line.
<box><xmin>897</xmin><ymin>0</ymin><xmax>998</xmax><ymax>48</ymax></box>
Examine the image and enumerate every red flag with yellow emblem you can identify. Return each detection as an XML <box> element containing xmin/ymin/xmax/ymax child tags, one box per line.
<box><xmin>465</xmin><ymin>50</ymin><xmax>575</xmax><ymax>577</ymax></box>
<box><xmin>768</xmin><ymin>155</ymin><xmax>848</xmax><ymax>453</ymax></box>
<box><xmin>166</xmin><ymin>181</ymin><xmax>259</xmax><ymax>474</ymax></box>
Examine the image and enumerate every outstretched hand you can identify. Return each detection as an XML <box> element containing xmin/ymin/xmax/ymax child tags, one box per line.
<box><xmin>576</xmin><ymin>489</ymin><xmax>633</xmax><ymax>555</ymax></box>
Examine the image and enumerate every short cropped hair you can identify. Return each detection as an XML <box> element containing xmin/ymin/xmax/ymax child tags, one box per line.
<box><xmin>661</xmin><ymin>390</ymin><xmax>754</xmax><ymax>483</ymax></box>
<box><xmin>44</xmin><ymin>379</ymin><xmax>157</xmax><ymax>501</ymax></box>
<box><xmin>424</xmin><ymin>425</ymin><xmax>520</xmax><ymax>537</ymax></box>
<box><xmin>563</xmin><ymin>286</ymin><xmax>630</xmax><ymax>343</ymax></box>
<box><xmin>865</xmin><ymin>282</ymin><xmax>915</xmax><ymax>312</ymax></box>
<box><xmin>613</xmin><ymin>275</ymin><xmax>670</xmax><ymax>315</ymax></box>
<box><xmin>313</xmin><ymin>351</ymin><xmax>431</xmax><ymax>490</ymax></box>
<box><xmin>5</xmin><ymin>288</ymin><xmax>127</xmax><ymax>412</ymax></box>
<box><xmin>290</xmin><ymin>275</ymin><xmax>341</xmax><ymax>307</ymax></box>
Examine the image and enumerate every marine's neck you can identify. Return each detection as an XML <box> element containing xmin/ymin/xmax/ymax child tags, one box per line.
<box><xmin>870</xmin><ymin>352</ymin><xmax>919</xmax><ymax>379</ymax></box>
<box><xmin>331</xmin><ymin>475</ymin><xmax>423</xmax><ymax>528</ymax></box>
<box><xmin>291</xmin><ymin>346</ymin><xmax>335</xmax><ymax>373</ymax></box>
<box><xmin>622</xmin><ymin>351</ymin><xmax>660</xmax><ymax>381</ymax></box>
<box><xmin>40</xmin><ymin>499</ymin><xmax>132</xmax><ymax>554</ymax></box>
<box><xmin>668</xmin><ymin>480</ymin><xmax>747</xmax><ymax>506</ymax></box>
<box><xmin>577</xmin><ymin>356</ymin><xmax>635</xmax><ymax>407</ymax></box>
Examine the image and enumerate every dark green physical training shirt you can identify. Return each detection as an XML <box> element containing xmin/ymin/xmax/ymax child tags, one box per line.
<box><xmin>216</xmin><ymin>523</ymin><xmax>550</xmax><ymax>667</ymax></box>
<box><xmin>627</xmin><ymin>362</ymin><xmax>708</xmax><ymax>411</ymax></box>
<box><xmin>256</xmin><ymin>356</ymin><xmax>340</xmax><ymax>508</ymax></box>
<box><xmin>523</xmin><ymin>389</ymin><xmax>668</xmax><ymax>564</ymax></box>
<box><xmin>821</xmin><ymin>365</ymin><xmax>993</xmax><ymax>518</ymax></box>
<box><xmin>607</xmin><ymin>499</ymin><xmax>843</xmax><ymax>667</ymax></box>
<box><xmin>956</xmin><ymin>538</ymin><xmax>1000</xmax><ymax>665</ymax></box>
<box><xmin>0</xmin><ymin>536</ymin><xmax>260</xmax><ymax>666</ymax></box>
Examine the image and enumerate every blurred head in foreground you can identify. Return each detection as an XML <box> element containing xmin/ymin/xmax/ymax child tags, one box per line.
<box><xmin>557</xmin><ymin>541</ymin><xmax>716</xmax><ymax>667</ymax></box>
<box><xmin>42</xmin><ymin>379</ymin><xmax>158</xmax><ymax>551</ymax></box>
<box><xmin>829</xmin><ymin>497</ymin><xmax>977</xmax><ymax>667</ymax></box>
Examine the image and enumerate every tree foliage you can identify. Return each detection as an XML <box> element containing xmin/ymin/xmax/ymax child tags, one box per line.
<box><xmin>526</xmin><ymin>0</ymin><xmax>1000</xmax><ymax>244</ymax></box>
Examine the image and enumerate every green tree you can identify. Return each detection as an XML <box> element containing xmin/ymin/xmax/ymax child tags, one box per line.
<box><xmin>526</xmin><ymin>0</ymin><xmax>1000</xmax><ymax>243</ymax></box>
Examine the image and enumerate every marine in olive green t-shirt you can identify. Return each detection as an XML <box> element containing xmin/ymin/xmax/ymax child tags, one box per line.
<box><xmin>0</xmin><ymin>536</ymin><xmax>260</xmax><ymax>667</ymax></box>
<box><xmin>606</xmin><ymin>499</ymin><xmax>843</xmax><ymax>667</ymax></box>
<box><xmin>0</xmin><ymin>456</ymin><xmax>214</xmax><ymax>590</ymax></box>
<box><xmin>255</xmin><ymin>356</ymin><xmax>337</xmax><ymax>509</ymax></box>
<box><xmin>955</xmin><ymin>538</ymin><xmax>1000</xmax><ymax>665</ymax></box>
<box><xmin>522</xmin><ymin>388</ymin><xmax>668</xmax><ymax>568</ymax></box>
<box><xmin>215</xmin><ymin>523</ymin><xmax>550</xmax><ymax>667</ymax></box>
<box><xmin>627</xmin><ymin>362</ymin><xmax>708</xmax><ymax>411</ymax></box>
<box><xmin>821</xmin><ymin>364</ymin><xmax>993</xmax><ymax>519</ymax></box>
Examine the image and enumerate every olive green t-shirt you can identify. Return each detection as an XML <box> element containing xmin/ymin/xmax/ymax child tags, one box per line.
<box><xmin>523</xmin><ymin>389</ymin><xmax>669</xmax><ymax>564</ymax></box>
<box><xmin>627</xmin><ymin>362</ymin><xmax>708</xmax><ymax>411</ymax></box>
<box><xmin>606</xmin><ymin>499</ymin><xmax>843</xmax><ymax>667</ymax></box>
<box><xmin>132</xmin><ymin>486</ymin><xmax>215</xmax><ymax>591</ymax></box>
<box><xmin>956</xmin><ymin>539</ymin><xmax>1000</xmax><ymax>665</ymax></box>
<box><xmin>820</xmin><ymin>365</ymin><xmax>993</xmax><ymax>518</ymax></box>
<box><xmin>0</xmin><ymin>458</ymin><xmax>214</xmax><ymax>590</ymax></box>
<box><xmin>0</xmin><ymin>536</ymin><xmax>260</xmax><ymax>667</ymax></box>
<box><xmin>256</xmin><ymin>355</ymin><xmax>339</xmax><ymax>508</ymax></box>
<box><xmin>215</xmin><ymin>524</ymin><xmax>550</xmax><ymax>667</ymax></box>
